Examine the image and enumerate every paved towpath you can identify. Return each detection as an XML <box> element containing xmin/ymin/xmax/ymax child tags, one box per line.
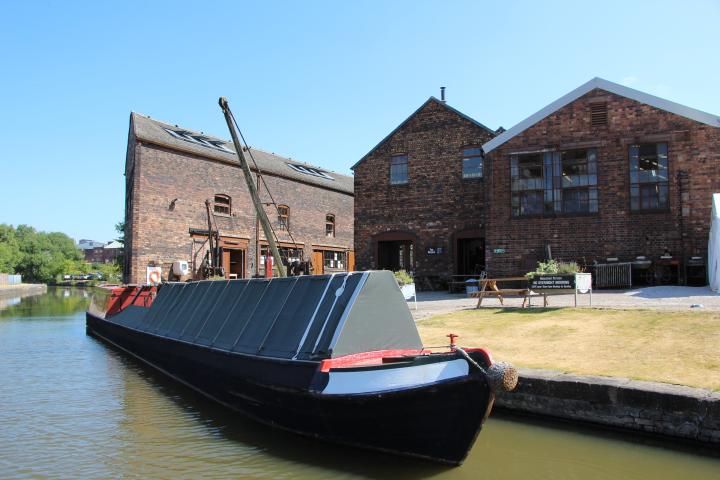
<box><xmin>411</xmin><ymin>285</ymin><xmax>720</xmax><ymax>320</ymax></box>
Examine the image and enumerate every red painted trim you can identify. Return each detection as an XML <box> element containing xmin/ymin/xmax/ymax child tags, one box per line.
<box><xmin>319</xmin><ymin>349</ymin><xmax>429</xmax><ymax>372</ymax></box>
<box><xmin>105</xmin><ymin>285</ymin><xmax>156</xmax><ymax>317</ymax></box>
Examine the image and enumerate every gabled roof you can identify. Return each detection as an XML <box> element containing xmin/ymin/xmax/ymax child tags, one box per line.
<box><xmin>130</xmin><ymin>113</ymin><xmax>353</xmax><ymax>195</ymax></box>
<box><xmin>351</xmin><ymin>97</ymin><xmax>495</xmax><ymax>170</ymax></box>
<box><xmin>482</xmin><ymin>77</ymin><xmax>720</xmax><ymax>154</ymax></box>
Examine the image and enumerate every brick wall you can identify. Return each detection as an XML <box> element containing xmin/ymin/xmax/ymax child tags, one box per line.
<box><xmin>353</xmin><ymin>99</ymin><xmax>496</xmax><ymax>283</ymax></box>
<box><xmin>485</xmin><ymin>88</ymin><xmax>720</xmax><ymax>277</ymax></box>
<box><xmin>125</xmin><ymin>143</ymin><xmax>353</xmax><ymax>284</ymax></box>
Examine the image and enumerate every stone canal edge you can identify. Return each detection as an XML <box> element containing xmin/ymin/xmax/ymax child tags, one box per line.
<box><xmin>494</xmin><ymin>368</ymin><xmax>720</xmax><ymax>445</ymax></box>
<box><xmin>0</xmin><ymin>284</ymin><xmax>47</xmax><ymax>300</ymax></box>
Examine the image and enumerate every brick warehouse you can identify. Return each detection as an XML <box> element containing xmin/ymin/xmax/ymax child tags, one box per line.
<box><xmin>124</xmin><ymin>113</ymin><xmax>354</xmax><ymax>284</ymax></box>
<box><xmin>352</xmin><ymin>96</ymin><xmax>498</xmax><ymax>286</ymax></box>
<box><xmin>353</xmin><ymin>78</ymin><xmax>720</xmax><ymax>286</ymax></box>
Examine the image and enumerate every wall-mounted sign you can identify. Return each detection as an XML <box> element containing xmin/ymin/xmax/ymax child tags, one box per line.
<box><xmin>493</xmin><ymin>248</ymin><xmax>506</xmax><ymax>254</ymax></box>
<box><xmin>426</xmin><ymin>247</ymin><xmax>444</xmax><ymax>255</ymax></box>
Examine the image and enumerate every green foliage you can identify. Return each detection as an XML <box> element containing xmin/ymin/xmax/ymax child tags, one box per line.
<box><xmin>393</xmin><ymin>269</ymin><xmax>414</xmax><ymax>286</ymax></box>
<box><xmin>526</xmin><ymin>259</ymin><xmax>580</xmax><ymax>278</ymax></box>
<box><xmin>0</xmin><ymin>223</ymin><xmax>83</xmax><ymax>283</ymax></box>
<box><xmin>94</xmin><ymin>262</ymin><xmax>122</xmax><ymax>284</ymax></box>
<box><xmin>114</xmin><ymin>220</ymin><xmax>125</xmax><ymax>268</ymax></box>
<box><xmin>114</xmin><ymin>221</ymin><xmax>125</xmax><ymax>244</ymax></box>
<box><xmin>0</xmin><ymin>224</ymin><xmax>21</xmax><ymax>273</ymax></box>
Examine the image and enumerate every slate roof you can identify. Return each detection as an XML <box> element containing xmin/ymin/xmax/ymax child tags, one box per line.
<box><xmin>351</xmin><ymin>97</ymin><xmax>496</xmax><ymax>170</ymax></box>
<box><xmin>78</xmin><ymin>240</ymin><xmax>104</xmax><ymax>250</ymax></box>
<box><xmin>482</xmin><ymin>77</ymin><xmax>720</xmax><ymax>154</ymax></box>
<box><xmin>131</xmin><ymin>113</ymin><xmax>353</xmax><ymax>195</ymax></box>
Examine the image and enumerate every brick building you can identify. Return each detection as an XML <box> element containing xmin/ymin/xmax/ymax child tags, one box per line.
<box><xmin>354</xmin><ymin>79</ymin><xmax>720</xmax><ymax>286</ymax></box>
<box><xmin>83</xmin><ymin>240</ymin><xmax>123</xmax><ymax>264</ymax></box>
<box><xmin>352</xmin><ymin>97</ymin><xmax>497</xmax><ymax>285</ymax></box>
<box><xmin>124</xmin><ymin>113</ymin><xmax>354</xmax><ymax>284</ymax></box>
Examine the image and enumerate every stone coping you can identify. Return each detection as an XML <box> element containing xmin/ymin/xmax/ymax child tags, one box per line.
<box><xmin>495</xmin><ymin>368</ymin><xmax>720</xmax><ymax>445</ymax></box>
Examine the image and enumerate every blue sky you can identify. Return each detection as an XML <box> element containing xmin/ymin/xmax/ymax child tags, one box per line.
<box><xmin>1</xmin><ymin>0</ymin><xmax>718</xmax><ymax>242</ymax></box>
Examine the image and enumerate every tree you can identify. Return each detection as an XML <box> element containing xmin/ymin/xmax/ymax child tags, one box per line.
<box><xmin>0</xmin><ymin>224</ymin><xmax>21</xmax><ymax>273</ymax></box>
<box><xmin>1</xmin><ymin>224</ymin><xmax>83</xmax><ymax>283</ymax></box>
<box><xmin>114</xmin><ymin>220</ymin><xmax>125</xmax><ymax>268</ymax></box>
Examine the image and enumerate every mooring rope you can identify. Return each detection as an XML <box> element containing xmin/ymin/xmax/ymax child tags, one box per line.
<box><xmin>454</xmin><ymin>346</ymin><xmax>487</xmax><ymax>375</ymax></box>
<box><xmin>454</xmin><ymin>346</ymin><xmax>519</xmax><ymax>393</ymax></box>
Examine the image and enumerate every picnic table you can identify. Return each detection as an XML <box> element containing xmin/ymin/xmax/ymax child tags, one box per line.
<box><xmin>468</xmin><ymin>276</ymin><xmax>548</xmax><ymax>308</ymax></box>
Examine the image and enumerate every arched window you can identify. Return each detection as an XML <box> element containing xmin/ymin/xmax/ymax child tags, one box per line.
<box><xmin>214</xmin><ymin>194</ymin><xmax>231</xmax><ymax>215</ymax></box>
<box><xmin>277</xmin><ymin>205</ymin><xmax>289</xmax><ymax>230</ymax></box>
<box><xmin>325</xmin><ymin>214</ymin><xmax>335</xmax><ymax>238</ymax></box>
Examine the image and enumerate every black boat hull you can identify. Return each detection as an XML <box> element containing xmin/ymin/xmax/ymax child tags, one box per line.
<box><xmin>86</xmin><ymin>312</ymin><xmax>494</xmax><ymax>465</ymax></box>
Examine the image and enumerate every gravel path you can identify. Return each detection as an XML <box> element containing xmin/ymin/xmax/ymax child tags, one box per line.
<box><xmin>411</xmin><ymin>285</ymin><xmax>720</xmax><ymax>320</ymax></box>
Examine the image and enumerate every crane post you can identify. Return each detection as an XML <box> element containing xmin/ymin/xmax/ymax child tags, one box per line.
<box><xmin>218</xmin><ymin>97</ymin><xmax>287</xmax><ymax>278</ymax></box>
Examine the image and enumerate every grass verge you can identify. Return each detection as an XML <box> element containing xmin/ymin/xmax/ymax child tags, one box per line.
<box><xmin>416</xmin><ymin>308</ymin><xmax>720</xmax><ymax>391</ymax></box>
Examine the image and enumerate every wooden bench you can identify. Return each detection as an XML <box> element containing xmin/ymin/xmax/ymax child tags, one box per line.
<box><xmin>470</xmin><ymin>277</ymin><xmax>548</xmax><ymax>308</ymax></box>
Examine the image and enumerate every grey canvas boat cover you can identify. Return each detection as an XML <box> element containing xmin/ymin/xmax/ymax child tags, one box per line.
<box><xmin>107</xmin><ymin>271</ymin><xmax>422</xmax><ymax>360</ymax></box>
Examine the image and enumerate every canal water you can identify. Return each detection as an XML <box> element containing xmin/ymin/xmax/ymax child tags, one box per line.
<box><xmin>1</xmin><ymin>287</ymin><xmax>718</xmax><ymax>479</ymax></box>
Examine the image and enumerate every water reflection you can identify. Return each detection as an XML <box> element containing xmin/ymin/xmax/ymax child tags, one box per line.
<box><xmin>106</xmin><ymin>347</ymin><xmax>450</xmax><ymax>479</ymax></box>
<box><xmin>0</xmin><ymin>289</ymin><xmax>719</xmax><ymax>479</ymax></box>
<box><xmin>0</xmin><ymin>286</ymin><xmax>90</xmax><ymax>318</ymax></box>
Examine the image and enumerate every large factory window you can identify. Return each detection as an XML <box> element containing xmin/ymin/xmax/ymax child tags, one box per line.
<box><xmin>629</xmin><ymin>143</ymin><xmax>669</xmax><ymax>211</ymax></box>
<box><xmin>511</xmin><ymin>149</ymin><xmax>597</xmax><ymax>216</ymax></box>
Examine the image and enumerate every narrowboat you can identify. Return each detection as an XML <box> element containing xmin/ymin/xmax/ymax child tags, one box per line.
<box><xmin>86</xmin><ymin>270</ymin><xmax>517</xmax><ymax>465</ymax></box>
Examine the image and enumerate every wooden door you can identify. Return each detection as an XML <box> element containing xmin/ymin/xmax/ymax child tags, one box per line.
<box><xmin>221</xmin><ymin>250</ymin><xmax>231</xmax><ymax>278</ymax></box>
<box><xmin>222</xmin><ymin>248</ymin><xmax>246</xmax><ymax>279</ymax></box>
<box><xmin>312</xmin><ymin>251</ymin><xmax>324</xmax><ymax>275</ymax></box>
<box><xmin>348</xmin><ymin>250</ymin><xmax>355</xmax><ymax>272</ymax></box>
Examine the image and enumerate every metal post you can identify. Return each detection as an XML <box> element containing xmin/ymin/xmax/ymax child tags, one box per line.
<box><xmin>219</xmin><ymin>97</ymin><xmax>286</xmax><ymax>277</ymax></box>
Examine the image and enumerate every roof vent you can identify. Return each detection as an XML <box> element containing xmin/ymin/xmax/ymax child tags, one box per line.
<box><xmin>591</xmin><ymin>103</ymin><xmax>608</xmax><ymax>126</ymax></box>
<box><xmin>440</xmin><ymin>87</ymin><xmax>446</xmax><ymax>103</ymax></box>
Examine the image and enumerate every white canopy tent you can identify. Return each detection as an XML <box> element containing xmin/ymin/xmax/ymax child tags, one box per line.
<box><xmin>709</xmin><ymin>193</ymin><xmax>720</xmax><ymax>292</ymax></box>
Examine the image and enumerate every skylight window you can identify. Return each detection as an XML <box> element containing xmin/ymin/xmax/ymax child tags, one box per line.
<box><xmin>287</xmin><ymin>163</ymin><xmax>334</xmax><ymax>180</ymax></box>
<box><xmin>163</xmin><ymin>128</ymin><xmax>234</xmax><ymax>154</ymax></box>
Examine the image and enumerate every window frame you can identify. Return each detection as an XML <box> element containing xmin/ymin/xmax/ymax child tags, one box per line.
<box><xmin>510</xmin><ymin>149</ymin><xmax>598</xmax><ymax>218</ymax></box>
<box><xmin>461</xmin><ymin>147</ymin><xmax>484</xmax><ymax>179</ymax></box>
<box><xmin>277</xmin><ymin>204</ymin><xmax>290</xmax><ymax>230</ymax></box>
<box><xmin>390</xmin><ymin>154</ymin><xmax>409</xmax><ymax>185</ymax></box>
<box><xmin>629</xmin><ymin>143</ymin><xmax>670</xmax><ymax>212</ymax></box>
<box><xmin>323</xmin><ymin>250</ymin><xmax>346</xmax><ymax>270</ymax></box>
<box><xmin>325</xmin><ymin>214</ymin><xmax>336</xmax><ymax>238</ymax></box>
<box><xmin>213</xmin><ymin>194</ymin><xmax>232</xmax><ymax>216</ymax></box>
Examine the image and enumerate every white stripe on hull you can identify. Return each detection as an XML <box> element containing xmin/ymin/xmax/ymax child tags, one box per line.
<box><xmin>322</xmin><ymin>359</ymin><xmax>469</xmax><ymax>395</ymax></box>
